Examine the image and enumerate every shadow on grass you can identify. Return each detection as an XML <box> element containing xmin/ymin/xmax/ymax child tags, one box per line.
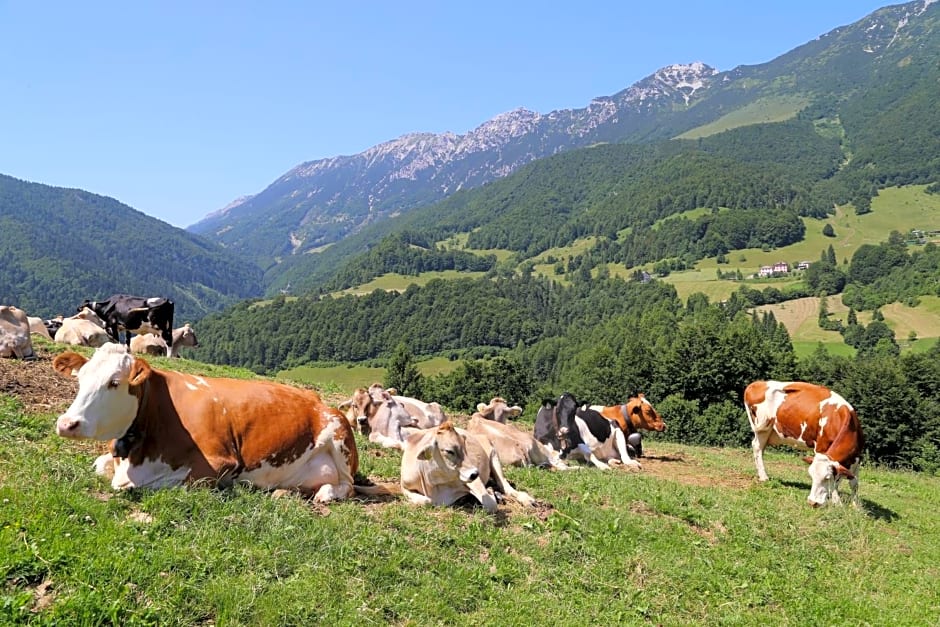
<box><xmin>777</xmin><ymin>479</ymin><xmax>899</xmax><ymax>521</ymax></box>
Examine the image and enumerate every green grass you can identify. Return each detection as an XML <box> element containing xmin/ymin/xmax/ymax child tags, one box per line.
<box><xmin>278</xmin><ymin>356</ymin><xmax>460</xmax><ymax>392</ymax></box>
<box><xmin>331</xmin><ymin>270</ymin><xmax>488</xmax><ymax>296</ymax></box>
<box><xmin>675</xmin><ymin>95</ymin><xmax>810</xmax><ymax>139</ymax></box>
<box><xmin>3</xmin><ymin>364</ymin><xmax>940</xmax><ymax>624</ymax></box>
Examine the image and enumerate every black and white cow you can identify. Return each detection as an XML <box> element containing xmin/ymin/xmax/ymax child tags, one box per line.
<box><xmin>534</xmin><ymin>397</ymin><xmax>567</xmax><ymax>454</ymax></box>
<box><xmin>79</xmin><ymin>294</ymin><xmax>174</xmax><ymax>355</ymax></box>
<box><xmin>550</xmin><ymin>392</ymin><xmax>639</xmax><ymax>470</ymax></box>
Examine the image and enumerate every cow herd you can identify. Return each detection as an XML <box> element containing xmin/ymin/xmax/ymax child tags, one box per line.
<box><xmin>0</xmin><ymin>294</ymin><xmax>197</xmax><ymax>360</ymax></box>
<box><xmin>37</xmin><ymin>335</ymin><xmax>865</xmax><ymax>513</ymax></box>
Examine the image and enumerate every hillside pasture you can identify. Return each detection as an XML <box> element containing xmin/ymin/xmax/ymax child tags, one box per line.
<box><xmin>333</xmin><ymin>270</ymin><xmax>488</xmax><ymax>296</ymax></box>
<box><xmin>1</xmin><ymin>351</ymin><xmax>938</xmax><ymax>624</ymax></box>
<box><xmin>278</xmin><ymin>355</ymin><xmax>461</xmax><ymax>391</ymax></box>
<box><xmin>675</xmin><ymin>95</ymin><xmax>810</xmax><ymax>139</ymax></box>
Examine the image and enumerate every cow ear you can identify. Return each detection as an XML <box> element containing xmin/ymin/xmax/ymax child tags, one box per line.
<box><xmin>417</xmin><ymin>441</ymin><xmax>436</xmax><ymax>461</ymax></box>
<box><xmin>802</xmin><ymin>455</ymin><xmax>815</xmax><ymax>465</ymax></box>
<box><xmin>834</xmin><ymin>463</ymin><xmax>855</xmax><ymax>480</ymax></box>
<box><xmin>128</xmin><ymin>358</ymin><xmax>152</xmax><ymax>387</ymax></box>
<box><xmin>385</xmin><ymin>387</ymin><xmax>398</xmax><ymax>396</ymax></box>
<box><xmin>509</xmin><ymin>406</ymin><xmax>523</xmax><ymax>418</ymax></box>
<box><xmin>476</xmin><ymin>402</ymin><xmax>488</xmax><ymax>413</ymax></box>
<box><xmin>337</xmin><ymin>399</ymin><xmax>352</xmax><ymax>411</ymax></box>
<box><xmin>53</xmin><ymin>352</ymin><xmax>87</xmax><ymax>377</ymax></box>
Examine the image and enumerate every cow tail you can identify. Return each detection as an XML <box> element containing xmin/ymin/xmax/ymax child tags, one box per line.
<box><xmin>353</xmin><ymin>481</ymin><xmax>402</xmax><ymax>497</ymax></box>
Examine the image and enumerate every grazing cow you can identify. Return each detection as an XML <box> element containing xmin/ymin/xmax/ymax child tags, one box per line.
<box><xmin>744</xmin><ymin>380</ymin><xmax>864</xmax><ymax>507</ymax></box>
<box><xmin>52</xmin><ymin>343</ymin><xmax>358</xmax><ymax>502</ymax></box>
<box><xmin>130</xmin><ymin>324</ymin><xmax>198</xmax><ymax>358</ymax></box>
<box><xmin>338</xmin><ymin>384</ymin><xmax>417</xmax><ymax>448</ymax></box>
<box><xmin>475</xmin><ymin>397</ymin><xmax>523</xmax><ymax>424</ymax></box>
<box><xmin>80</xmin><ymin>294</ymin><xmax>174</xmax><ymax>355</ymax></box>
<box><xmin>27</xmin><ymin>316</ymin><xmax>52</xmax><ymax>340</ymax></box>
<box><xmin>358</xmin><ymin>421</ymin><xmax>535</xmax><ymax>513</ymax></box>
<box><xmin>466</xmin><ymin>414</ymin><xmax>568</xmax><ymax>470</ymax></box>
<box><xmin>54</xmin><ymin>308</ymin><xmax>110</xmax><ymax>347</ymax></box>
<box><xmin>0</xmin><ymin>305</ymin><xmax>35</xmax><ymax>359</ymax></box>
<box><xmin>589</xmin><ymin>394</ymin><xmax>666</xmax><ymax>458</ymax></box>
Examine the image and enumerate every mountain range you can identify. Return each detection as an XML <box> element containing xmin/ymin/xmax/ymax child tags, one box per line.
<box><xmin>189</xmin><ymin>0</ymin><xmax>940</xmax><ymax>295</ymax></box>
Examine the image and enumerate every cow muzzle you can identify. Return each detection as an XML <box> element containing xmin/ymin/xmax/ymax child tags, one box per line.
<box><xmin>56</xmin><ymin>415</ymin><xmax>82</xmax><ymax>438</ymax></box>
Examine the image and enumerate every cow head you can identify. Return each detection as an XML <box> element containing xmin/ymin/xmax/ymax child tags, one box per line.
<box><xmin>53</xmin><ymin>343</ymin><xmax>151</xmax><ymax>440</ymax></box>
<box><xmin>554</xmin><ymin>392</ymin><xmax>579</xmax><ymax>439</ymax></box>
<box><xmin>364</xmin><ymin>384</ymin><xmax>416</xmax><ymax>437</ymax></box>
<box><xmin>625</xmin><ymin>394</ymin><xmax>666</xmax><ymax>432</ymax></box>
<box><xmin>475</xmin><ymin>397</ymin><xmax>523</xmax><ymax>423</ymax></box>
<box><xmin>416</xmin><ymin>421</ymin><xmax>480</xmax><ymax>484</ymax></box>
<box><xmin>804</xmin><ymin>453</ymin><xmax>855</xmax><ymax>507</ymax></box>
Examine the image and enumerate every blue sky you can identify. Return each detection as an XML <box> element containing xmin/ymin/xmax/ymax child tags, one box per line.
<box><xmin>0</xmin><ymin>1</ymin><xmax>890</xmax><ymax>228</ymax></box>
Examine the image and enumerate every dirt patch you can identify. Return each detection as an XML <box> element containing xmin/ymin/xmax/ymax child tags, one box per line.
<box><xmin>0</xmin><ymin>346</ymin><xmax>77</xmax><ymax>414</ymax></box>
<box><xmin>632</xmin><ymin>451</ymin><xmax>754</xmax><ymax>490</ymax></box>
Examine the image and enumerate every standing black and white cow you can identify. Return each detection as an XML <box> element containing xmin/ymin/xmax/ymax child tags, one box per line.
<box><xmin>79</xmin><ymin>294</ymin><xmax>174</xmax><ymax>355</ymax></box>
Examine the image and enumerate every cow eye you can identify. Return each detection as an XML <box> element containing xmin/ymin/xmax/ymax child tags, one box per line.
<box><xmin>107</xmin><ymin>379</ymin><xmax>120</xmax><ymax>389</ymax></box>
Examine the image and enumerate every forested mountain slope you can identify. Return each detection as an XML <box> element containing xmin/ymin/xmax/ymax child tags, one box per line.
<box><xmin>0</xmin><ymin>174</ymin><xmax>263</xmax><ymax>320</ymax></box>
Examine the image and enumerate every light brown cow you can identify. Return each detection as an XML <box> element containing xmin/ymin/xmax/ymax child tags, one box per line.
<box><xmin>130</xmin><ymin>324</ymin><xmax>199</xmax><ymax>358</ymax></box>
<box><xmin>0</xmin><ymin>305</ymin><xmax>35</xmax><ymax>359</ymax></box>
<box><xmin>466</xmin><ymin>414</ymin><xmax>568</xmax><ymax>470</ymax></box>
<box><xmin>392</xmin><ymin>393</ymin><xmax>446</xmax><ymax>429</ymax></box>
<box><xmin>27</xmin><ymin>316</ymin><xmax>52</xmax><ymax>340</ymax></box>
<box><xmin>338</xmin><ymin>384</ymin><xmax>417</xmax><ymax>448</ymax></box>
<box><xmin>357</xmin><ymin>421</ymin><xmax>534</xmax><ymax>513</ymax></box>
<box><xmin>54</xmin><ymin>308</ymin><xmax>110</xmax><ymax>347</ymax></box>
<box><xmin>744</xmin><ymin>380</ymin><xmax>864</xmax><ymax>507</ymax></box>
<box><xmin>53</xmin><ymin>343</ymin><xmax>359</xmax><ymax>502</ymax></box>
<box><xmin>475</xmin><ymin>397</ymin><xmax>523</xmax><ymax>424</ymax></box>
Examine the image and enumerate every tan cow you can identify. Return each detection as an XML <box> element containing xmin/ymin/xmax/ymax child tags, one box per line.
<box><xmin>27</xmin><ymin>316</ymin><xmax>52</xmax><ymax>340</ymax></box>
<box><xmin>338</xmin><ymin>383</ymin><xmax>417</xmax><ymax>448</ymax></box>
<box><xmin>54</xmin><ymin>308</ymin><xmax>110</xmax><ymax>347</ymax></box>
<box><xmin>466</xmin><ymin>414</ymin><xmax>568</xmax><ymax>470</ymax></box>
<box><xmin>744</xmin><ymin>380</ymin><xmax>864</xmax><ymax>507</ymax></box>
<box><xmin>130</xmin><ymin>324</ymin><xmax>199</xmax><ymax>358</ymax></box>
<box><xmin>475</xmin><ymin>397</ymin><xmax>523</xmax><ymax>424</ymax></box>
<box><xmin>53</xmin><ymin>343</ymin><xmax>359</xmax><ymax>502</ymax></box>
<box><xmin>0</xmin><ymin>305</ymin><xmax>35</xmax><ymax>359</ymax></box>
<box><xmin>357</xmin><ymin>421</ymin><xmax>535</xmax><ymax>513</ymax></box>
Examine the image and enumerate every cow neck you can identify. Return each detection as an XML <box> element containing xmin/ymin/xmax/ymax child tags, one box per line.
<box><xmin>111</xmin><ymin>378</ymin><xmax>150</xmax><ymax>459</ymax></box>
<box><xmin>620</xmin><ymin>404</ymin><xmax>636</xmax><ymax>434</ymax></box>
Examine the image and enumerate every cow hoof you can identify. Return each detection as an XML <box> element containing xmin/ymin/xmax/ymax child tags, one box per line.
<box><xmin>271</xmin><ymin>489</ymin><xmax>291</xmax><ymax>499</ymax></box>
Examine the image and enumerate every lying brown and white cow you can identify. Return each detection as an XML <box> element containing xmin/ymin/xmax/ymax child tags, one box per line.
<box><xmin>466</xmin><ymin>413</ymin><xmax>568</xmax><ymax>470</ymax></box>
<box><xmin>358</xmin><ymin>421</ymin><xmax>535</xmax><ymax>513</ymax></box>
<box><xmin>391</xmin><ymin>392</ymin><xmax>446</xmax><ymax>429</ymax></box>
<box><xmin>130</xmin><ymin>324</ymin><xmax>199</xmax><ymax>358</ymax></box>
<box><xmin>475</xmin><ymin>397</ymin><xmax>523</xmax><ymax>424</ymax></box>
<box><xmin>53</xmin><ymin>343</ymin><xmax>359</xmax><ymax>502</ymax></box>
<box><xmin>744</xmin><ymin>380</ymin><xmax>864</xmax><ymax>507</ymax></box>
<box><xmin>589</xmin><ymin>393</ymin><xmax>666</xmax><ymax>458</ymax></box>
<box><xmin>0</xmin><ymin>305</ymin><xmax>35</xmax><ymax>359</ymax></box>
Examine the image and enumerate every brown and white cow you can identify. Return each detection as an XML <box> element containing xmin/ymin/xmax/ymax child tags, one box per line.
<box><xmin>744</xmin><ymin>380</ymin><xmax>864</xmax><ymax>507</ymax></box>
<box><xmin>27</xmin><ymin>316</ymin><xmax>52</xmax><ymax>340</ymax></box>
<box><xmin>475</xmin><ymin>397</ymin><xmax>523</xmax><ymax>424</ymax></box>
<box><xmin>466</xmin><ymin>413</ymin><xmax>568</xmax><ymax>470</ymax></box>
<box><xmin>0</xmin><ymin>305</ymin><xmax>35</xmax><ymax>359</ymax></box>
<box><xmin>53</xmin><ymin>343</ymin><xmax>359</xmax><ymax>502</ymax></box>
<box><xmin>590</xmin><ymin>393</ymin><xmax>666</xmax><ymax>458</ymax></box>
<box><xmin>358</xmin><ymin>421</ymin><xmax>535</xmax><ymax>513</ymax></box>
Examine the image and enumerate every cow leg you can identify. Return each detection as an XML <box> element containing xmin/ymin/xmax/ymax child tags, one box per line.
<box><xmin>578</xmin><ymin>443</ymin><xmax>611</xmax><ymax>469</ymax></box>
<box><xmin>486</xmin><ymin>449</ymin><xmax>534</xmax><ymax>506</ymax></box>
<box><xmin>847</xmin><ymin>460</ymin><xmax>861</xmax><ymax>508</ymax></box>
<box><xmin>612</xmin><ymin>428</ymin><xmax>641</xmax><ymax>469</ymax></box>
<box><xmin>401</xmin><ymin>486</ymin><xmax>434</xmax><ymax>506</ymax></box>
<box><xmin>751</xmin><ymin>430</ymin><xmax>772</xmax><ymax>481</ymax></box>
<box><xmin>312</xmin><ymin>417</ymin><xmax>356</xmax><ymax>503</ymax></box>
<box><xmin>464</xmin><ymin>475</ymin><xmax>499</xmax><ymax>513</ymax></box>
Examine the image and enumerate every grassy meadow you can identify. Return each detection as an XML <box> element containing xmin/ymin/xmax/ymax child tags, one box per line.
<box><xmin>675</xmin><ymin>95</ymin><xmax>810</xmax><ymax>140</ymax></box>
<box><xmin>2</xmin><ymin>355</ymin><xmax>939</xmax><ymax>625</ymax></box>
<box><xmin>278</xmin><ymin>355</ymin><xmax>461</xmax><ymax>390</ymax></box>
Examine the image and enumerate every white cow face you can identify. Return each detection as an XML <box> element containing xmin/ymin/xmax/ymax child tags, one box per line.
<box><xmin>54</xmin><ymin>343</ymin><xmax>150</xmax><ymax>440</ymax></box>
<box><xmin>807</xmin><ymin>454</ymin><xmax>842</xmax><ymax>506</ymax></box>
